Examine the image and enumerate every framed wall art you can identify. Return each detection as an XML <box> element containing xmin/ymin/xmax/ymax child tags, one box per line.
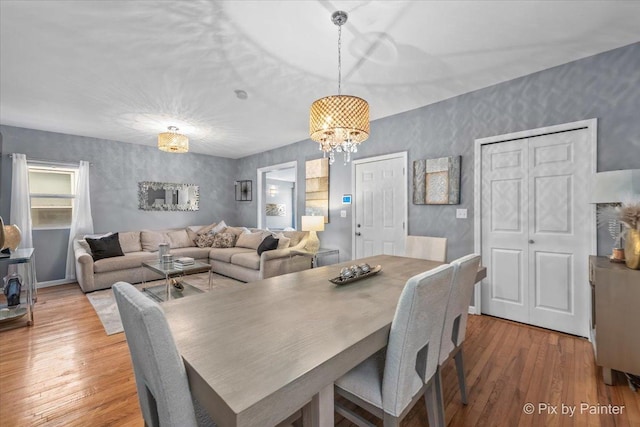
<box><xmin>305</xmin><ymin>158</ymin><xmax>329</xmax><ymax>223</ymax></box>
<box><xmin>235</xmin><ymin>180</ymin><xmax>252</xmax><ymax>201</ymax></box>
<box><xmin>413</xmin><ymin>156</ymin><xmax>461</xmax><ymax>205</ymax></box>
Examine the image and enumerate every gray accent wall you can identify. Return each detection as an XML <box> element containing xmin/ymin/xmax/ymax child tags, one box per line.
<box><xmin>0</xmin><ymin>126</ymin><xmax>236</xmax><ymax>282</ymax></box>
<box><xmin>235</xmin><ymin>42</ymin><xmax>640</xmax><ymax>261</ymax></box>
<box><xmin>1</xmin><ymin>42</ymin><xmax>638</xmax><ymax>282</ymax></box>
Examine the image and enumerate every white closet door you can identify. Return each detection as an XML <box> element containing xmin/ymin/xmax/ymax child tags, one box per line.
<box><xmin>481</xmin><ymin>128</ymin><xmax>591</xmax><ymax>337</ymax></box>
<box><xmin>481</xmin><ymin>140</ymin><xmax>529</xmax><ymax>324</ymax></box>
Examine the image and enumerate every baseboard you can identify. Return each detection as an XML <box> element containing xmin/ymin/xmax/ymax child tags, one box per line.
<box><xmin>36</xmin><ymin>279</ymin><xmax>75</xmax><ymax>289</ymax></box>
<box><xmin>468</xmin><ymin>305</ymin><xmax>480</xmax><ymax>315</ymax></box>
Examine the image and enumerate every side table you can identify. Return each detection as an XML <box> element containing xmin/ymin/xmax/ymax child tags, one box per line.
<box><xmin>0</xmin><ymin>248</ymin><xmax>36</xmax><ymax>329</ymax></box>
<box><xmin>291</xmin><ymin>248</ymin><xmax>340</xmax><ymax>268</ymax></box>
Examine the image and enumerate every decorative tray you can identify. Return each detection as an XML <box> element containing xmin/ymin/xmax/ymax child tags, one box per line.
<box><xmin>330</xmin><ymin>265</ymin><xmax>383</xmax><ymax>286</ymax></box>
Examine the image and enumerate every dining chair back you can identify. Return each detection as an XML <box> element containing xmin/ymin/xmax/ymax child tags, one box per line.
<box><xmin>438</xmin><ymin>253</ymin><xmax>482</xmax><ymax>406</ymax></box>
<box><xmin>334</xmin><ymin>264</ymin><xmax>455</xmax><ymax>427</ymax></box>
<box><xmin>404</xmin><ymin>235</ymin><xmax>447</xmax><ymax>262</ymax></box>
<box><xmin>113</xmin><ymin>282</ymin><xmax>212</xmax><ymax>427</ymax></box>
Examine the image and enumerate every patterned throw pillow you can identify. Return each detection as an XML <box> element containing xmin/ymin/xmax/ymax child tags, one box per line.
<box><xmin>195</xmin><ymin>234</ymin><xmax>216</xmax><ymax>248</ymax></box>
<box><xmin>211</xmin><ymin>232</ymin><xmax>236</xmax><ymax>248</ymax></box>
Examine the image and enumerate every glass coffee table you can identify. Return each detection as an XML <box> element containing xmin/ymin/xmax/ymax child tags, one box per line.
<box><xmin>143</xmin><ymin>280</ymin><xmax>205</xmax><ymax>303</ymax></box>
<box><xmin>141</xmin><ymin>260</ymin><xmax>212</xmax><ymax>302</ymax></box>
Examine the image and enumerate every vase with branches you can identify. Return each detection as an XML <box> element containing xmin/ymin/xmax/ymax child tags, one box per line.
<box><xmin>619</xmin><ymin>201</ymin><xmax>640</xmax><ymax>269</ymax></box>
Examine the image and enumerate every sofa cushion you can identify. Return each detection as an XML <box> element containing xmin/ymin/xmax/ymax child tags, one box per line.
<box><xmin>86</xmin><ymin>233</ymin><xmax>125</xmax><ymax>261</ymax></box>
<box><xmin>170</xmin><ymin>247</ymin><xmax>212</xmax><ymax>260</ymax></box>
<box><xmin>116</xmin><ymin>231</ymin><xmax>140</xmax><ymax>253</ymax></box>
<box><xmin>230</xmin><ymin>252</ymin><xmax>260</xmax><ymax>270</ymax></box>
<box><xmin>236</xmin><ymin>231</ymin><xmax>267</xmax><ymax>250</ymax></box>
<box><xmin>209</xmin><ymin>247</ymin><xmax>254</xmax><ymax>263</ymax></box>
<box><xmin>212</xmin><ymin>232</ymin><xmax>236</xmax><ymax>248</ymax></box>
<box><xmin>186</xmin><ymin>227</ymin><xmax>198</xmax><ymax>244</ymax></box>
<box><xmin>93</xmin><ymin>251</ymin><xmax>158</xmax><ymax>273</ymax></box>
<box><xmin>167</xmin><ymin>229</ymin><xmax>194</xmax><ymax>248</ymax></box>
<box><xmin>273</xmin><ymin>232</ymin><xmax>291</xmax><ymax>249</ymax></box>
<box><xmin>283</xmin><ymin>231</ymin><xmax>306</xmax><ymax>247</ymax></box>
<box><xmin>77</xmin><ymin>239</ymin><xmax>91</xmax><ymax>252</ymax></box>
<box><xmin>225</xmin><ymin>226</ymin><xmax>250</xmax><ymax>237</ymax></box>
<box><xmin>257</xmin><ymin>235</ymin><xmax>279</xmax><ymax>256</ymax></box>
<box><xmin>141</xmin><ymin>230</ymin><xmax>168</xmax><ymax>252</ymax></box>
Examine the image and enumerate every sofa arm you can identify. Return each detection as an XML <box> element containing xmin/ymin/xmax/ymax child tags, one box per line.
<box><xmin>73</xmin><ymin>240</ymin><xmax>95</xmax><ymax>293</ymax></box>
<box><xmin>260</xmin><ymin>246</ymin><xmax>313</xmax><ymax>279</ymax></box>
<box><xmin>261</xmin><ymin>247</ymin><xmax>296</xmax><ymax>262</ymax></box>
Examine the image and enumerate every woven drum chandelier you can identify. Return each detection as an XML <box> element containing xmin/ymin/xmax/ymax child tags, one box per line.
<box><xmin>158</xmin><ymin>126</ymin><xmax>189</xmax><ymax>153</ymax></box>
<box><xmin>309</xmin><ymin>11</ymin><xmax>369</xmax><ymax>165</ymax></box>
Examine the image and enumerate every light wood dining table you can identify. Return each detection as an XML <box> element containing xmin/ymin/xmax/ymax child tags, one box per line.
<box><xmin>163</xmin><ymin>254</ymin><xmax>486</xmax><ymax>427</ymax></box>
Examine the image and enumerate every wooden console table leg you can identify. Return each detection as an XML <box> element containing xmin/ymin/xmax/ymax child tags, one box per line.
<box><xmin>603</xmin><ymin>367</ymin><xmax>613</xmax><ymax>385</ymax></box>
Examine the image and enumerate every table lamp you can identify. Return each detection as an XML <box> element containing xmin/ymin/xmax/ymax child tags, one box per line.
<box><xmin>592</xmin><ymin>169</ymin><xmax>640</xmax><ymax>260</ymax></box>
<box><xmin>0</xmin><ymin>216</ymin><xmax>22</xmax><ymax>258</ymax></box>
<box><xmin>301</xmin><ymin>215</ymin><xmax>325</xmax><ymax>253</ymax></box>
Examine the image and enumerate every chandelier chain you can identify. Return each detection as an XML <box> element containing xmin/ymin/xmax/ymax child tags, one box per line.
<box><xmin>337</xmin><ymin>24</ymin><xmax>342</xmax><ymax>96</ymax></box>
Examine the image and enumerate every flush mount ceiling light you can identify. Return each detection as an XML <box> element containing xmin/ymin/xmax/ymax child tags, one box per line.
<box><xmin>158</xmin><ymin>126</ymin><xmax>189</xmax><ymax>153</ymax></box>
<box><xmin>310</xmin><ymin>11</ymin><xmax>370</xmax><ymax>166</ymax></box>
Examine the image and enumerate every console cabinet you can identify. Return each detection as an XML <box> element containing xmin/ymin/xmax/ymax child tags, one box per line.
<box><xmin>589</xmin><ymin>256</ymin><xmax>640</xmax><ymax>385</ymax></box>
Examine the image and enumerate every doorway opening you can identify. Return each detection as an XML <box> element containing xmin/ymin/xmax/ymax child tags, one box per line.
<box><xmin>257</xmin><ymin>161</ymin><xmax>297</xmax><ymax>230</ymax></box>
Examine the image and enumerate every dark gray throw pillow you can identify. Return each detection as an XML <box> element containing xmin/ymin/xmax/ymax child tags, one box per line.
<box><xmin>86</xmin><ymin>232</ymin><xmax>124</xmax><ymax>261</ymax></box>
<box><xmin>257</xmin><ymin>235</ymin><xmax>279</xmax><ymax>256</ymax></box>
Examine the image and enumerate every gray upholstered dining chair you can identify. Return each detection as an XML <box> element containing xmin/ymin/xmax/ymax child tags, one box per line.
<box><xmin>334</xmin><ymin>264</ymin><xmax>455</xmax><ymax>427</ymax></box>
<box><xmin>113</xmin><ymin>282</ymin><xmax>215</xmax><ymax>427</ymax></box>
<box><xmin>434</xmin><ymin>253</ymin><xmax>482</xmax><ymax>417</ymax></box>
<box><xmin>404</xmin><ymin>235</ymin><xmax>448</xmax><ymax>262</ymax></box>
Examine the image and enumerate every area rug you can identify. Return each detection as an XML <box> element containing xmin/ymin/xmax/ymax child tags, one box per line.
<box><xmin>86</xmin><ymin>272</ymin><xmax>242</xmax><ymax>335</ymax></box>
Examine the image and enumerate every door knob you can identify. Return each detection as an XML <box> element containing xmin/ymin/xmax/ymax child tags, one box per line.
<box><xmin>355</xmin><ymin>232</ymin><xmax>362</xmax><ymax>236</ymax></box>
<box><xmin>529</xmin><ymin>239</ymin><xmax>535</xmax><ymax>244</ymax></box>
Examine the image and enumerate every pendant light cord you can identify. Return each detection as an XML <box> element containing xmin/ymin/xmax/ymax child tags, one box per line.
<box><xmin>337</xmin><ymin>24</ymin><xmax>342</xmax><ymax>96</ymax></box>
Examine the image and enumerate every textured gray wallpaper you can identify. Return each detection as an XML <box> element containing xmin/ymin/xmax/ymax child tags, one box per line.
<box><xmin>236</xmin><ymin>42</ymin><xmax>640</xmax><ymax>261</ymax></box>
<box><xmin>1</xmin><ymin>42</ymin><xmax>639</xmax><ymax>282</ymax></box>
<box><xmin>0</xmin><ymin>126</ymin><xmax>236</xmax><ymax>281</ymax></box>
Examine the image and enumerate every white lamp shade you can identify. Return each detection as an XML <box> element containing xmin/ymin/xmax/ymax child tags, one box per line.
<box><xmin>301</xmin><ymin>215</ymin><xmax>325</xmax><ymax>232</ymax></box>
<box><xmin>592</xmin><ymin>169</ymin><xmax>640</xmax><ymax>203</ymax></box>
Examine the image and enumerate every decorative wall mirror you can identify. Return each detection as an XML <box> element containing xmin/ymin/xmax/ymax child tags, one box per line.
<box><xmin>305</xmin><ymin>158</ymin><xmax>329</xmax><ymax>223</ymax></box>
<box><xmin>138</xmin><ymin>181</ymin><xmax>199</xmax><ymax>211</ymax></box>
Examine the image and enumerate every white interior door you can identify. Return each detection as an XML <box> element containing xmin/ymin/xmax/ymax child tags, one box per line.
<box><xmin>354</xmin><ymin>155</ymin><xmax>406</xmax><ymax>259</ymax></box>
<box><xmin>481</xmin><ymin>128</ymin><xmax>591</xmax><ymax>337</ymax></box>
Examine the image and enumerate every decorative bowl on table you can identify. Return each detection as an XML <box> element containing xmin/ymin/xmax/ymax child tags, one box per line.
<box><xmin>330</xmin><ymin>264</ymin><xmax>382</xmax><ymax>285</ymax></box>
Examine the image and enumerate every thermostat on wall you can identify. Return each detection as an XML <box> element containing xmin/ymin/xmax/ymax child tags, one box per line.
<box><xmin>342</xmin><ymin>194</ymin><xmax>352</xmax><ymax>204</ymax></box>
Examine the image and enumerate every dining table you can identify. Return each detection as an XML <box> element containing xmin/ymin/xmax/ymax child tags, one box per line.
<box><xmin>162</xmin><ymin>254</ymin><xmax>486</xmax><ymax>427</ymax></box>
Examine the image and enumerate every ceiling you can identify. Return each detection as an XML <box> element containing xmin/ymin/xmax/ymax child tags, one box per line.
<box><xmin>1</xmin><ymin>1</ymin><xmax>639</xmax><ymax>159</ymax></box>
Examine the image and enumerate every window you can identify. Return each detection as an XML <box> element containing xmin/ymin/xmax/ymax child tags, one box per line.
<box><xmin>28</xmin><ymin>165</ymin><xmax>77</xmax><ymax>229</ymax></box>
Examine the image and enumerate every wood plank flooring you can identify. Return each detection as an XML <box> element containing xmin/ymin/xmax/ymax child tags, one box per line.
<box><xmin>0</xmin><ymin>284</ymin><xmax>638</xmax><ymax>426</ymax></box>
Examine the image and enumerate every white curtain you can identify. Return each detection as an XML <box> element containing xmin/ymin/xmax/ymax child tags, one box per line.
<box><xmin>65</xmin><ymin>161</ymin><xmax>94</xmax><ymax>281</ymax></box>
<box><xmin>10</xmin><ymin>154</ymin><xmax>33</xmax><ymax>249</ymax></box>
<box><xmin>9</xmin><ymin>154</ymin><xmax>34</xmax><ymax>280</ymax></box>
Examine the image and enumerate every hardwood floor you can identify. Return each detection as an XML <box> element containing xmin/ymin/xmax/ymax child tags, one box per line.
<box><xmin>0</xmin><ymin>284</ymin><xmax>638</xmax><ymax>426</ymax></box>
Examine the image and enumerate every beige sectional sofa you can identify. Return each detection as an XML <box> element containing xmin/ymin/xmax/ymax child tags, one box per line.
<box><xmin>73</xmin><ymin>226</ymin><xmax>312</xmax><ymax>293</ymax></box>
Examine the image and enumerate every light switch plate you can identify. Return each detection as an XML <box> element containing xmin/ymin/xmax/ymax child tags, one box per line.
<box><xmin>340</xmin><ymin>210</ymin><xmax>347</xmax><ymax>218</ymax></box>
<box><xmin>456</xmin><ymin>209</ymin><xmax>468</xmax><ymax>219</ymax></box>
